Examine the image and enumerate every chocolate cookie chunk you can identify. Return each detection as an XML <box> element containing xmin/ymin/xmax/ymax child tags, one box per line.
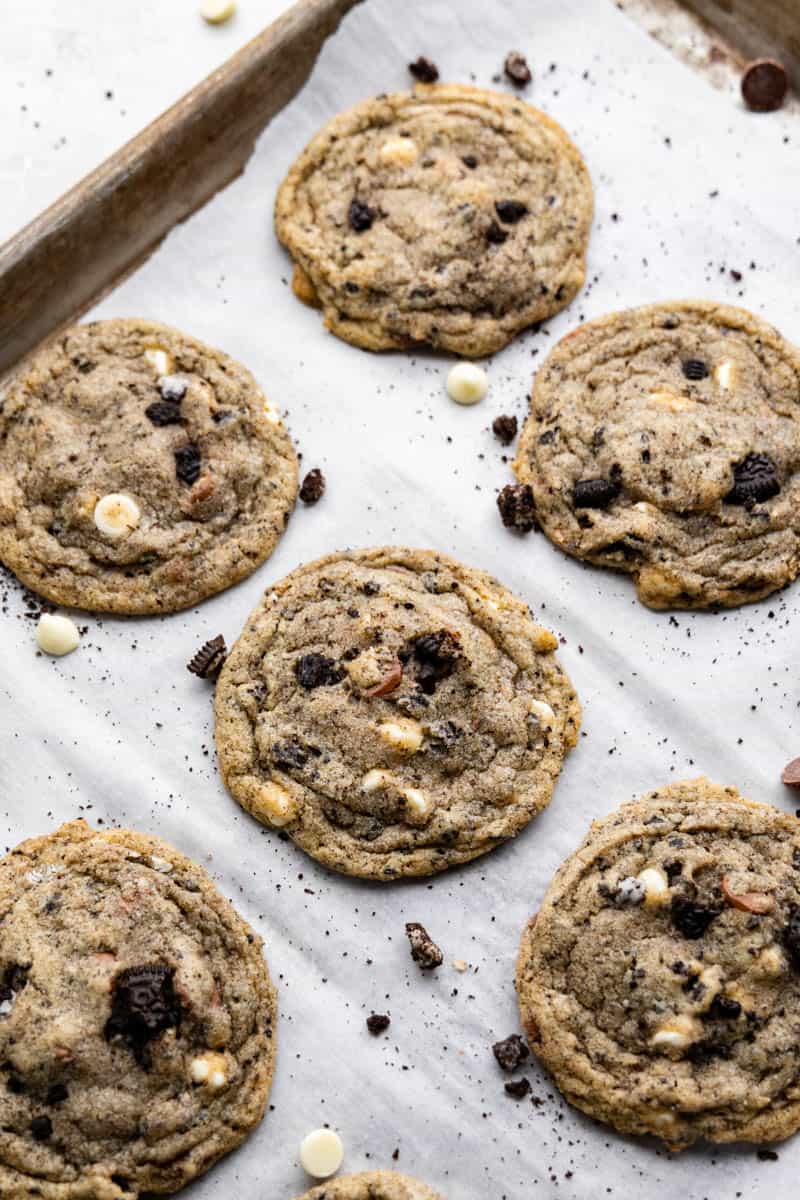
<box><xmin>514</xmin><ymin>301</ymin><xmax>800</xmax><ymax>608</ymax></box>
<box><xmin>0</xmin><ymin>319</ymin><xmax>298</xmax><ymax>613</ymax></box>
<box><xmin>0</xmin><ymin>820</ymin><xmax>276</xmax><ymax>1198</ymax></box>
<box><xmin>516</xmin><ymin>779</ymin><xmax>800</xmax><ymax>1149</ymax></box>
<box><xmin>294</xmin><ymin>1171</ymin><xmax>445</xmax><ymax>1199</ymax></box>
<box><xmin>215</xmin><ymin>547</ymin><xmax>580</xmax><ymax>879</ymax></box>
<box><xmin>276</xmin><ymin>85</ymin><xmax>592</xmax><ymax>357</ymax></box>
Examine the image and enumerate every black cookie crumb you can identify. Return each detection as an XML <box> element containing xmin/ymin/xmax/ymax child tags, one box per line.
<box><xmin>757</xmin><ymin>1149</ymin><xmax>780</xmax><ymax>1162</ymax></box>
<box><xmin>497</xmin><ymin>483</ymin><xmax>537</xmax><ymax>532</ymax></box>
<box><xmin>725</xmin><ymin>453</ymin><xmax>780</xmax><ymax>507</ymax></box>
<box><xmin>671</xmin><ymin>896</ymin><xmax>720</xmax><ymax>940</ymax></box>
<box><xmin>405</xmin><ymin>922</ymin><xmax>443</xmax><ymax>970</ymax></box>
<box><xmin>348</xmin><ymin>198</ymin><xmax>377</xmax><ymax>233</ymax></box>
<box><xmin>462</xmin><ymin>154</ymin><xmax>478</xmax><ymax>169</ymax></box>
<box><xmin>104</xmin><ymin>964</ymin><xmax>181</xmax><ymax>1068</ymax></box>
<box><xmin>403</xmin><ymin>629</ymin><xmax>462</xmax><ymax>695</ymax></box>
<box><xmin>187</xmin><ymin>634</ymin><xmax>227</xmax><ymax>679</ymax></box>
<box><xmin>299</xmin><ymin>468</ymin><xmax>326</xmax><ymax>505</ymax></box>
<box><xmin>495</xmin><ymin>199</ymin><xmax>528</xmax><ymax>224</ymax></box>
<box><xmin>174</xmin><ymin>444</ymin><xmax>202</xmax><ymax>485</ymax></box>
<box><xmin>504</xmin><ymin>1077</ymin><xmax>531</xmax><ymax>1099</ymax></box>
<box><xmin>294</xmin><ymin>653</ymin><xmax>344</xmax><ymax>690</ymax></box>
<box><xmin>493</xmin><ymin>1033</ymin><xmax>529</xmax><ymax>1072</ymax></box>
<box><xmin>682</xmin><ymin>358</ymin><xmax>709</xmax><ymax>381</ymax></box>
<box><xmin>366</xmin><ymin>1013</ymin><xmax>391</xmax><ymax>1035</ymax></box>
<box><xmin>145</xmin><ymin>400</ymin><xmax>183</xmax><ymax>426</ymax></box>
<box><xmin>573</xmin><ymin>477</ymin><xmax>621</xmax><ymax>509</ymax></box>
<box><xmin>409</xmin><ymin>56</ymin><xmax>439</xmax><ymax>84</ymax></box>
<box><xmin>492</xmin><ymin>414</ymin><xmax>518</xmax><ymax>445</ymax></box>
<box><xmin>504</xmin><ymin>51</ymin><xmax>532</xmax><ymax>87</ymax></box>
<box><xmin>30</xmin><ymin>1115</ymin><xmax>53</xmax><ymax>1141</ymax></box>
<box><xmin>486</xmin><ymin>220</ymin><xmax>509</xmax><ymax>245</ymax></box>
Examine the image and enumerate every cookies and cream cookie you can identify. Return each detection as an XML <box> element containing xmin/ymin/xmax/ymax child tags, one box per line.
<box><xmin>0</xmin><ymin>319</ymin><xmax>298</xmax><ymax>613</ymax></box>
<box><xmin>514</xmin><ymin>301</ymin><xmax>800</xmax><ymax>609</ymax></box>
<box><xmin>516</xmin><ymin>779</ymin><xmax>800</xmax><ymax>1149</ymax></box>
<box><xmin>215</xmin><ymin>547</ymin><xmax>580</xmax><ymax>879</ymax></box>
<box><xmin>275</xmin><ymin>84</ymin><xmax>592</xmax><ymax>357</ymax></box>
<box><xmin>295</xmin><ymin>1171</ymin><xmax>444</xmax><ymax>1199</ymax></box>
<box><xmin>0</xmin><ymin>820</ymin><xmax>276</xmax><ymax>1197</ymax></box>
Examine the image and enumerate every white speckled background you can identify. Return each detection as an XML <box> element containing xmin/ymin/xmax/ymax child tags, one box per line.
<box><xmin>2</xmin><ymin>1</ymin><xmax>800</xmax><ymax>1196</ymax></box>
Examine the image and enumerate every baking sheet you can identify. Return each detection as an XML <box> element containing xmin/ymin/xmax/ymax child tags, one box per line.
<box><xmin>3</xmin><ymin>0</ymin><xmax>800</xmax><ymax>1196</ymax></box>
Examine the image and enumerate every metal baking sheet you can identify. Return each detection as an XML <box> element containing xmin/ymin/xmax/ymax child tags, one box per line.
<box><xmin>3</xmin><ymin>1</ymin><xmax>800</xmax><ymax>1197</ymax></box>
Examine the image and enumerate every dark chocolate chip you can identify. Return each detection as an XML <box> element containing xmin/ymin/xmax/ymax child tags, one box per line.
<box><xmin>573</xmin><ymin>477</ymin><xmax>621</xmax><ymax>508</ymax></box>
<box><xmin>741</xmin><ymin>58</ymin><xmax>788</xmax><ymax>112</ymax></box>
<box><xmin>497</xmin><ymin>483</ymin><xmax>537</xmax><ymax>532</ymax></box>
<box><xmin>495</xmin><ymin>199</ymin><xmax>528</xmax><ymax>224</ymax></box>
<box><xmin>462</xmin><ymin>155</ymin><xmax>478</xmax><ymax>169</ymax></box>
<box><xmin>492</xmin><ymin>1034</ymin><xmax>529</xmax><ymax>1072</ymax></box>
<box><xmin>409</xmin><ymin>56</ymin><xmax>439</xmax><ymax>83</ymax></box>
<box><xmin>174</xmin><ymin>444</ymin><xmax>202</xmax><ymax>485</ymax></box>
<box><xmin>725</xmin><ymin>453</ymin><xmax>780</xmax><ymax>506</ymax></box>
<box><xmin>145</xmin><ymin>400</ymin><xmax>183</xmax><ymax>426</ymax></box>
<box><xmin>294</xmin><ymin>653</ymin><xmax>344</xmax><ymax>690</ymax></box>
<box><xmin>504</xmin><ymin>51</ymin><xmax>532</xmax><ymax>86</ymax></box>
<box><xmin>366</xmin><ymin>1013</ymin><xmax>391</xmax><ymax>1035</ymax></box>
<box><xmin>348</xmin><ymin>198</ymin><xmax>377</xmax><ymax>233</ymax></box>
<box><xmin>30</xmin><ymin>1115</ymin><xmax>52</xmax><ymax>1141</ymax></box>
<box><xmin>187</xmin><ymin>634</ymin><xmax>227</xmax><ymax>679</ymax></box>
<box><xmin>492</xmin><ymin>414</ymin><xmax>518</xmax><ymax>445</ymax></box>
<box><xmin>671</xmin><ymin>896</ymin><xmax>720</xmax><ymax>940</ymax></box>
<box><xmin>504</xmin><ymin>1077</ymin><xmax>531</xmax><ymax>1099</ymax></box>
<box><xmin>299</xmin><ymin>468</ymin><xmax>326</xmax><ymax>505</ymax></box>
<box><xmin>486</xmin><ymin>220</ymin><xmax>509</xmax><ymax>245</ymax></box>
<box><xmin>682</xmin><ymin>358</ymin><xmax>709</xmax><ymax>381</ymax></box>
<box><xmin>405</xmin><ymin>922</ymin><xmax>443</xmax><ymax>970</ymax></box>
<box><xmin>104</xmin><ymin>964</ymin><xmax>181</xmax><ymax>1068</ymax></box>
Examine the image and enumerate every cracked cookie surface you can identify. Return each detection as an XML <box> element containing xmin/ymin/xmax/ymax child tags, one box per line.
<box><xmin>0</xmin><ymin>820</ymin><xmax>276</xmax><ymax>1198</ymax></box>
<box><xmin>275</xmin><ymin>84</ymin><xmax>592</xmax><ymax>357</ymax></box>
<box><xmin>514</xmin><ymin>301</ymin><xmax>800</xmax><ymax>609</ymax></box>
<box><xmin>295</xmin><ymin>1171</ymin><xmax>444</xmax><ymax>1199</ymax></box>
<box><xmin>516</xmin><ymin>779</ymin><xmax>800</xmax><ymax>1149</ymax></box>
<box><xmin>0</xmin><ymin>319</ymin><xmax>298</xmax><ymax>613</ymax></box>
<box><xmin>215</xmin><ymin>547</ymin><xmax>580</xmax><ymax>880</ymax></box>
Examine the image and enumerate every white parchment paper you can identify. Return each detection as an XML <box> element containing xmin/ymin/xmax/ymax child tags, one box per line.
<box><xmin>4</xmin><ymin>1</ymin><xmax>800</xmax><ymax>1196</ymax></box>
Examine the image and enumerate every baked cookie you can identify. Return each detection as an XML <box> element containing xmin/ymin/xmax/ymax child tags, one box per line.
<box><xmin>0</xmin><ymin>319</ymin><xmax>298</xmax><ymax>614</ymax></box>
<box><xmin>513</xmin><ymin>301</ymin><xmax>800</xmax><ymax>609</ymax></box>
<box><xmin>294</xmin><ymin>1171</ymin><xmax>444</xmax><ymax>1199</ymax></box>
<box><xmin>215</xmin><ymin>547</ymin><xmax>580</xmax><ymax>879</ymax></box>
<box><xmin>275</xmin><ymin>84</ymin><xmax>592</xmax><ymax>357</ymax></box>
<box><xmin>516</xmin><ymin>779</ymin><xmax>800</xmax><ymax>1149</ymax></box>
<box><xmin>0</xmin><ymin>820</ymin><xmax>276</xmax><ymax>1198</ymax></box>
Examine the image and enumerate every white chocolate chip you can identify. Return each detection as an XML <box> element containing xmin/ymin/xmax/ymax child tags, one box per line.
<box><xmin>637</xmin><ymin>866</ymin><xmax>669</xmax><ymax>907</ymax></box>
<box><xmin>94</xmin><ymin>493</ymin><xmax>141</xmax><ymax>538</ymax></box>
<box><xmin>650</xmin><ymin>1014</ymin><xmax>699</xmax><ymax>1053</ymax></box>
<box><xmin>262</xmin><ymin>398</ymin><xmax>282</xmax><ymax>425</ymax></box>
<box><xmin>255</xmin><ymin>781</ymin><xmax>297</xmax><ymax>827</ymax></box>
<box><xmin>208</xmin><ymin>1069</ymin><xmax>227</xmax><ymax>1091</ymax></box>
<box><xmin>299</xmin><ymin>1128</ymin><xmax>344</xmax><ymax>1179</ymax></box>
<box><xmin>144</xmin><ymin>347</ymin><xmax>173</xmax><ymax>375</ymax></box>
<box><xmin>379</xmin><ymin>136</ymin><xmax>419</xmax><ymax>166</ymax></box>
<box><xmin>446</xmin><ymin>362</ymin><xmax>488</xmax><ymax>406</ymax></box>
<box><xmin>200</xmin><ymin>0</ymin><xmax>236</xmax><ymax>23</ymax></box>
<box><xmin>149</xmin><ymin>855</ymin><xmax>173</xmax><ymax>873</ymax></box>
<box><xmin>36</xmin><ymin>613</ymin><xmax>80</xmax><ymax>657</ymax></box>
<box><xmin>648</xmin><ymin>390</ymin><xmax>692</xmax><ymax>412</ymax></box>
<box><xmin>190</xmin><ymin>1057</ymin><xmax>211</xmax><ymax>1084</ymax></box>
<box><xmin>528</xmin><ymin>699</ymin><xmax>555</xmax><ymax>727</ymax></box>
<box><xmin>714</xmin><ymin>359</ymin><xmax>737</xmax><ymax>391</ymax></box>
<box><xmin>362</xmin><ymin>768</ymin><xmax>392</xmax><ymax>794</ymax></box>
<box><xmin>190</xmin><ymin>1051</ymin><xmax>228</xmax><ymax>1089</ymax></box>
<box><xmin>378</xmin><ymin>719</ymin><xmax>424</xmax><ymax>754</ymax></box>
<box><xmin>401</xmin><ymin>786</ymin><xmax>432</xmax><ymax>823</ymax></box>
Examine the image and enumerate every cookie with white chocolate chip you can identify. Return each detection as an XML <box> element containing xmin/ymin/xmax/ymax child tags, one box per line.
<box><xmin>0</xmin><ymin>319</ymin><xmax>298</xmax><ymax>613</ymax></box>
<box><xmin>0</xmin><ymin>819</ymin><xmax>276</xmax><ymax>1198</ymax></box>
<box><xmin>514</xmin><ymin>301</ymin><xmax>800</xmax><ymax>609</ymax></box>
<box><xmin>275</xmin><ymin>84</ymin><xmax>593</xmax><ymax>357</ymax></box>
<box><xmin>215</xmin><ymin>547</ymin><xmax>580</xmax><ymax>879</ymax></box>
<box><xmin>516</xmin><ymin>778</ymin><xmax>800</xmax><ymax>1149</ymax></box>
<box><xmin>294</xmin><ymin>1171</ymin><xmax>444</xmax><ymax>1199</ymax></box>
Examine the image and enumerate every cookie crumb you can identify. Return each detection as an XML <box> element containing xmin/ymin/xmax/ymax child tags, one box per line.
<box><xmin>452</xmin><ymin>958</ymin><xmax>468</xmax><ymax>972</ymax></box>
<box><xmin>187</xmin><ymin>634</ymin><xmax>227</xmax><ymax>679</ymax></box>
<box><xmin>366</xmin><ymin>1013</ymin><xmax>391</xmax><ymax>1035</ymax></box>
<box><xmin>504</xmin><ymin>1077</ymin><xmax>531</xmax><ymax>1099</ymax></box>
<box><xmin>405</xmin><ymin>921</ymin><xmax>443</xmax><ymax>970</ymax></box>
<box><xmin>497</xmin><ymin>483</ymin><xmax>537</xmax><ymax>532</ymax></box>
<box><xmin>299</xmin><ymin>468</ymin><xmax>326</xmax><ymax>505</ymax></box>
<box><xmin>757</xmin><ymin>1149</ymin><xmax>779</xmax><ymax>1162</ymax></box>
<box><xmin>493</xmin><ymin>1033</ymin><xmax>529</xmax><ymax>1072</ymax></box>
<box><xmin>504</xmin><ymin>51</ymin><xmax>532</xmax><ymax>87</ymax></box>
<box><xmin>492</xmin><ymin>414</ymin><xmax>518</xmax><ymax>445</ymax></box>
<box><xmin>409</xmin><ymin>56</ymin><xmax>439</xmax><ymax>84</ymax></box>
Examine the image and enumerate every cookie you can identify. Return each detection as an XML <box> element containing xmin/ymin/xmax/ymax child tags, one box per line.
<box><xmin>0</xmin><ymin>820</ymin><xmax>276</xmax><ymax>1198</ymax></box>
<box><xmin>215</xmin><ymin>547</ymin><xmax>580</xmax><ymax>879</ymax></box>
<box><xmin>294</xmin><ymin>1171</ymin><xmax>444</xmax><ymax>1199</ymax></box>
<box><xmin>0</xmin><ymin>320</ymin><xmax>298</xmax><ymax>614</ymax></box>
<box><xmin>275</xmin><ymin>84</ymin><xmax>592</xmax><ymax>357</ymax></box>
<box><xmin>513</xmin><ymin>300</ymin><xmax>800</xmax><ymax>609</ymax></box>
<box><xmin>516</xmin><ymin>779</ymin><xmax>800</xmax><ymax>1149</ymax></box>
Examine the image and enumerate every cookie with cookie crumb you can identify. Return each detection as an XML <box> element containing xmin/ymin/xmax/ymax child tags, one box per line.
<box><xmin>514</xmin><ymin>300</ymin><xmax>800</xmax><ymax>609</ymax></box>
<box><xmin>516</xmin><ymin>778</ymin><xmax>800</xmax><ymax>1149</ymax></box>
<box><xmin>294</xmin><ymin>1170</ymin><xmax>444</xmax><ymax>1199</ymax></box>
<box><xmin>0</xmin><ymin>319</ymin><xmax>298</xmax><ymax>614</ymax></box>
<box><xmin>215</xmin><ymin>547</ymin><xmax>580</xmax><ymax>879</ymax></box>
<box><xmin>0</xmin><ymin>819</ymin><xmax>276</xmax><ymax>1198</ymax></box>
<box><xmin>275</xmin><ymin>84</ymin><xmax>592</xmax><ymax>357</ymax></box>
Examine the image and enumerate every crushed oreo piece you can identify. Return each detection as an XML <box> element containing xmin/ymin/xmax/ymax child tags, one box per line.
<box><xmin>187</xmin><ymin>634</ymin><xmax>227</xmax><ymax>679</ymax></box>
<box><xmin>614</xmin><ymin>876</ymin><xmax>645</xmax><ymax>906</ymax></box>
<box><xmin>495</xmin><ymin>199</ymin><xmax>528</xmax><ymax>224</ymax></box>
<box><xmin>497</xmin><ymin>483</ymin><xmax>537</xmax><ymax>532</ymax></box>
<box><xmin>682</xmin><ymin>358</ymin><xmax>709</xmax><ymax>381</ymax></box>
<box><xmin>409</xmin><ymin>56</ymin><xmax>439</xmax><ymax>83</ymax></box>
<box><xmin>493</xmin><ymin>1034</ymin><xmax>529</xmax><ymax>1072</ymax></box>
<box><xmin>271</xmin><ymin>740</ymin><xmax>309</xmax><ymax>770</ymax></box>
<box><xmin>403</xmin><ymin>630</ymin><xmax>461</xmax><ymax>695</ymax></box>
<box><xmin>462</xmin><ymin>154</ymin><xmax>478</xmax><ymax>169</ymax></box>
<box><xmin>707</xmin><ymin>995</ymin><xmax>742</xmax><ymax>1021</ymax></box>
<box><xmin>725</xmin><ymin>453</ymin><xmax>780</xmax><ymax>506</ymax></box>
<box><xmin>30</xmin><ymin>1115</ymin><xmax>53</xmax><ymax>1141</ymax></box>
<box><xmin>405</xmin><ymin>922</ymin><xmax>443</xmax><ymax>970</ymax></box>
<box><xmin>46</xmin><ymin>1083</ymin><xmax>69</xmax><ymax>1105</ymax></box>
<box><xmin>492</xmin><ymin>414</ymin><xmax>518</xmax><ymax>445</ymax></box>
<box><xmin>783</xmin><ymin>904</ymin><xmax>800</xmax><ymax>970</ymax></box>
<box><xmin>158</xmin><ymin>375</ymin><xmax>188</xmax><ymax>402</ymax></box>
<box><xmin>486</xmin><ymin>220</ymin><xmax>509</xmax><ymax>245</ymax></box>
<box><xmin>782</xmin><ymin>757</ymin><xmax>800</xmax><ymax>787</ymax></box>
<box><xmin>145</xmin><ymin>400</ymin><xmax>183</xmax><ymax>426</ymax></box>
<box><xmin>174</xmin><ymin>444</ymin><xmax>202</xmax><ymax>485</ymax></box>
<box><xmin>505</xmin><ymin>1077</ymin><xmax>531</xmax><ymax>1099</ymax></box>
<box><xmin>299</xmin><ymin>468</ymin><xmax>326</xmax><ymax>505</ymax></box>
<box><xmin>741</xmin><ymin>58</ymin><xmax>788</xmax><ymax>112</ymax></box>
<box><xmin>348</xmin><ymin>198</ymin><xmax>377</xmax><ymax>233</ymax></box>
<box><xmin>504</xmin><ymin>51</ymin><xmax>532</xmax><ymax>87</ymax></box>
<box><xmin>294</xmin><ymin>653</ymin><xmax>344</xmax><ymax>690</ymax></box>
<box><xmin>105</xmin><ymin>964</ymin><xmax>181</xmax><ymax>1067</ymax></box>
<box><xmin>366</xmin><ymin>1013</ymin><xmax>391</xmax><ymax>1035</ymax></box>
<box><xmin>573</xmin><ymin>477</ymin><xmax>621</xmax><ymax>509</ymax></box>
<box><xmin>671</xmin><ymin>896</ymin><xmax>720</xmax><ymax>940</ymax></box>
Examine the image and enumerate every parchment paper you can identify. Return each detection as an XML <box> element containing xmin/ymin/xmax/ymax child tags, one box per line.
<box><xmin>3</xmin><ymin>1</ymin><xmax>800</xmax><ymax>1196</ymax></box>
